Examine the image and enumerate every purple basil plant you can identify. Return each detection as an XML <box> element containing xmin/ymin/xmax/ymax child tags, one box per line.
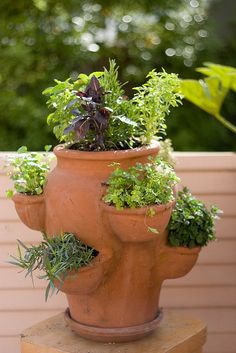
<box><xmin>64</xmin><ymin>76</ymin><xmax>111</xmax><ymax>150</ymax></box>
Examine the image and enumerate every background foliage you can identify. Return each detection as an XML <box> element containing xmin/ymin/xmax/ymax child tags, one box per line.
<box><xmin>0</xmin><ymin>0</ymin><xmax>235</xmax><ymax>151</ymax></box>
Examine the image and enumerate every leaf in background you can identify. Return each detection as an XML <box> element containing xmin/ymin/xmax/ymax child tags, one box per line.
<box><xmin>180</xmin><ymin>76</ymin><xmax>228</xmax><ymax>116</ymax></box>
<box><xmin>196</xmin><ymin>62</ymin><xmax>236</xmax><ymax>92</ymax></box>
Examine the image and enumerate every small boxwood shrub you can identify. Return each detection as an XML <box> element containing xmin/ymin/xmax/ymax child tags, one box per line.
<box><xmin>168</xmin><ymin>187</ymin><xmax>221</xmax><ymax>248</ymax></box>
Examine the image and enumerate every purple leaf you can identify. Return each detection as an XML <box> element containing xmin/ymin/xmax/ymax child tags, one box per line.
<box><xmin>94</xmin><ymin>110</ymin><xmax>109</xmax><ymax>125</ymax></box>
<box><xmin>81</xmin><ymin>96</ymin><xmax>93</xmax><ymax>102</ymax></box>
<box><xmin>63</xmin><ymin>114</ymin><xmax>84</xmax><ymax>135</ymax></box>
<box><xmin>63</xmin><ymin>125</ymin><xmax>75</xmax><ymax>135</ymax></box>
<box><xmin>64</xmin><ymin>98</ymin><xmax>79</xmax><ymax>110</ymax></box>
<box><xmin>71</xmin><ymin>109</ymin><xmax>82</xmax><ymax>116</ymax></box>
<box><xmin>76</xmin><ymin>91</ymin><xmax>86</xmax><ymax>98</ymax></box>
<box><xmin>70</xmin><ymin>115</ymin><xmax>84</xmax><ymax>124</ymax></box>
<box><xmin>84</xmin><ymin>76</ymin><xmax>103</xmax><ymax>103</ymax></box>
<box><xmin>75</xmin><ymin>119</ymin><xmax>90</xmax><ymax>139</ymax></box>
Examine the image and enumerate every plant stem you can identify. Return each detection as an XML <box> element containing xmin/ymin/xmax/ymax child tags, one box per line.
<box><xmin>215</xmin><ymin>114</ymin><xmax>236</xmax><ymax>134</ymax></box>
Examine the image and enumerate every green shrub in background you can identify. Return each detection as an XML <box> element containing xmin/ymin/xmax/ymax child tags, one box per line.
<box><xmin>0</xmin><ymin>0</ymin><xmax>235</xmax><ymax>151</ymax></box>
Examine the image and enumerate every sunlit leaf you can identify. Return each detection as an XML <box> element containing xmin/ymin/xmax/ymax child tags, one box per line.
<box><xmin>180</xmin><ymin>76</ymin><xmax>228</xmax><ymax>116</ymax></box>
<box><xmin>196</xmin><ymin>62</ymin><xmax>236</xmax><ymax>91</ymax></box>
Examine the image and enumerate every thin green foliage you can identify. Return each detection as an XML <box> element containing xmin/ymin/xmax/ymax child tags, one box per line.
<box><xmin>131</xmin><ymin>69</ymin><xmax>183</xmax><ymax>144</ymax></box>
<box><xmin>9</xmin><ymin>233</ymin><xmax>97</xmax><ymax>301</ymax></box>
<box><xmin>168</xmin><ymin>187</ymin><xmax>221</xmax><ymax>248</ymax></box>
<box><xmin>103</xmin><ymin>157</ymin><xmax>179</xmax><ymax>210</ymax></box>
<box><xmin>4</xmin><ymin>145</ymin><xmax>53</xmax><ymax>197</ymax></box>
<box><xmin>100</xmin><ymin>59</ymin><xmax>138</xmax><ymax>149</ymax></box>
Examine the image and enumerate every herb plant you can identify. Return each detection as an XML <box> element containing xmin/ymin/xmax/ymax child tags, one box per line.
<box><xmin>43</xmin><ymin>60</ymin><xmax>182</xmax><ymax>150</ymax></box>
<box><xmin>100</xmin><ymin>60</ymin><xmax>138</xmax><ymax>149</ymax></box>
<box><xmin>43</xmin><ymin>60</ymin><xmax>134</xmax><ymax>150</ymax></box>
<box><xmin>5</xmin><ymin>145</ymin><xmax>52</xmax><ymax>197</ymax></box>
<box><xmin>63</xmin><ymin>75</ymin><xmax>112</xmax><ymax>150</ymax></box>
<box><xmin>168</xmin><ymin>187</ymin><xmax>221</xmax><ymax>248</ymax></box>
<box><xmin>103</xmin><ymin>157</ymin><xmax>179</xmax><ymax>210</ymax></box>
<box><xmin>131</xmin><ymin>70</ymin><xmax>183</xmax><ymax>145</ymax></box>
<box><xmin>9</xmin><ymin>232</ymin><xmax>97</xmax><ymax>300</ymax></box>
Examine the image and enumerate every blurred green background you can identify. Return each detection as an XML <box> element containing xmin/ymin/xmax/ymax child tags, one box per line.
<box><xmin>0</xmin><ymin>0</ymin><xmax>235</xmax><ymax>151</ymax></box>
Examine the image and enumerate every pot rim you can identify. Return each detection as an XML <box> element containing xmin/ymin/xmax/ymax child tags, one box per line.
<box><xmin>53</xmin><ymin>140</ymin><xmax>160</xmax><ymax>161</ymax></box>
<box><xmin>102</xmin><ymin>199</ymin><xmax>175</xmax><ymax>215</ymax></box>
<box><xmin>12</xmin><ymin>192</ymin><xmax>44</xmax><ymax>204</ymax></box>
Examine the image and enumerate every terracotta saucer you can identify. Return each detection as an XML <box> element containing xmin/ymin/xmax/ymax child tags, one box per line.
<box><xmin>64</xmin><ymin>307</ymin><xmax>163</xmax><ymax>343</ymax></box>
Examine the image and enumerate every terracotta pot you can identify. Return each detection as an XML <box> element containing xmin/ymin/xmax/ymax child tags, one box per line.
<box><xmin>12</xmin><ymin>193</ymin><xmax>45</xmax><ymax>231</ymax></box>
<box><xmin>54</xmin><ymin>252</ymin><xmax>114</xmax><ymax>295</ymax></box>
<box><xmin>11</xmin><ymin>140</ymin><xmax>201</xmax><ymax>342</ymax></box>
<box><xmin>102</xmin><ymin>201</ymin><xmax>175</xmax><ymax>242</ymax></box>
<box><xmin>43</xmin><ymin>141</ymin><xmax>160</xmax><ymax>249</ymax></box>
<box><xmin>158</xmin><ymin>237</ymin><xmax>201</xmax><ymax>280</ymax></box>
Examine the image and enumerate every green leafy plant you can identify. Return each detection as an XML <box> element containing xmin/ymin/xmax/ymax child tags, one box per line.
<box><xmin>43</xmin><ymin>60</ymin><xmax>182</xmax><ymax>150</ymax></box>
<box><xmin>100</xmin><ymin>60</ymin><xmax>138</xmax><ymax>149</ymax></box>
<box><xmin>43</xmin><ymin>60</ymin><xmax>134</xmax><ymax>150</ymax></box>
<box><xmin>168</xmin><ymin>187</ymin><xmax>221</xmax><ymax>248</ymax></box>
<box><xmin>9</xmin><ymin>233</ymin><xmax>97</xmax><ymax>300</ymax></box>
<box><xmin>5</xmin><ymin>145</ymin><xmax>53</xmax><ymax>197</ymax></box>
<box><xmin>131</xmin><ymin>70</ymin><xmax>183</xmax><ymax>144</ymax></box>
<box><xmin>103</xmin><ymin>157</ymin><xmax>179</xmax><ymax>210</ymax></box>
<box><xmin>181</xmin><ymin>62</ymin><xmax>236</xmax><ymax>134</ymax></box>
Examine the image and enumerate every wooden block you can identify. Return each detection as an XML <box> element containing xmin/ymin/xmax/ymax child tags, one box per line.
<box><xmin>21</xmin><ymin>311</ymin><xmax>206</xmax><ymax>353</ymax></box>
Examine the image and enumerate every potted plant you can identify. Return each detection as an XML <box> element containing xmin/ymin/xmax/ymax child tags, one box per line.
<box><xmin>159</xmin><ymin>187</ymin><xmax>220</xmax><ymax>280</ymax></box>
<box><xmin>7</xmin><ymin>60</ymin><xmax>220</xmax><ymax>342</ymax></box>
<box><xmin>102</xmin><ymin>156</ymin><xmax>179</xmax><ymax>242</ymax></box>
<box><xmin>9</xmin><ymin>232</ymin><xmax>113</xmax><ymax>303</ymax></box>
<box><xmin>5</xmin><ymin>145</ymin><xmax>52</xmax><ymax>230</ymax></box>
